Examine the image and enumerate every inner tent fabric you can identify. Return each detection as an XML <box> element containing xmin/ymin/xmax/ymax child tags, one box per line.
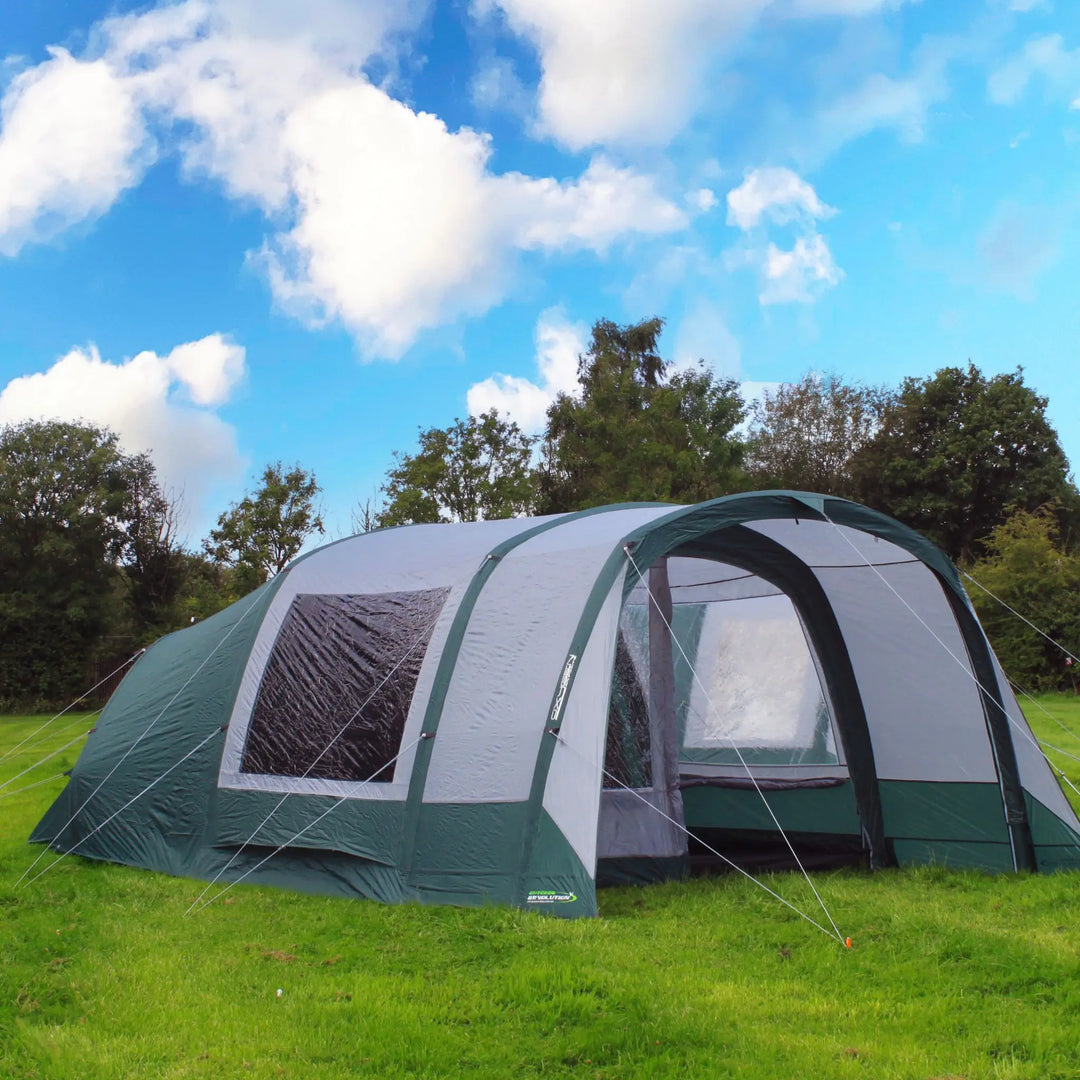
<box><xmin>32</xmin><ymin>492</ymin><xmax>1080</xmax><ymax>917</ymax></box>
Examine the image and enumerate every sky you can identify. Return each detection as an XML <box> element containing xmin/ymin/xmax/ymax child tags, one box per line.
<box><xmin>0</xmin><ymin>0</ymin><xmax>1078</xmax><ymax>544</ymax></box>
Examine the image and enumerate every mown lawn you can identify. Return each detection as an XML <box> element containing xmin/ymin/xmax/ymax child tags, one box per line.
<box><xmin>3</xmin><ymin>697</ymin><xmax>1080</xmax><ymax>1080</ymax></box>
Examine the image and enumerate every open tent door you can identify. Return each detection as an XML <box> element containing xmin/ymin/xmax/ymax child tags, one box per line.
<box><xmin>665</xmin><ymin>556</ymin><xmax>864</xmax><ymax>871</ymax></box>
<box><xmin>596</xmin><ymin>558</ymin><xmax>689</xmax><ymax>884</ymax></box>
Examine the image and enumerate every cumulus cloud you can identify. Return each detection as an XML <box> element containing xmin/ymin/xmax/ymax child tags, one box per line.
<box><xmin>0</xmin><ymin>47</ymin><xmax>150</xmax><ymax>255</ymax></box>
<box><xmin>760</xmin><ymin>234</ymin><xmax>843</xmax><ymax>303</ymax></box>
<box><xmin>0</xmin><ymin>334</ymin><xmax>246</xmax><ymax>516</ymax></box>
<box><xmin>725</xmin><ymin>167</ymin><xmax>842</xmax><ymax>305</ymax></box>
<box><xmin>0</xmin><ymin>0</ymin><xmax>688</xmax><ymax>357</ymax></box>
<box><xmin>466</xmin><ymin>308</ymin><xmax>586</xmax><ymax>432</ymax></box>
<box><xmin>486</xmin><ymin>0</ymin><xmax>921</xmax><ymax>149</ymax></box>
<box><xmin>726</xmin><ymin>167</ymin><xmax>835</xmax><ymax>230</ymax></box>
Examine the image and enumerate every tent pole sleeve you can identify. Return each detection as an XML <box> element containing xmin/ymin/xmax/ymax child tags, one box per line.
<box><xmin>944</xmin><ymin>590</ymin><xmax>1036</xmax><ymax>872</ymax></box>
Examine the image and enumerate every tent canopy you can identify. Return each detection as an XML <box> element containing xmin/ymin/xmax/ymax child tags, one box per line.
<box><xmin>33</xmin><ymin>492</ymin><xmax>1080</xmax><ymax>917</ymax></box>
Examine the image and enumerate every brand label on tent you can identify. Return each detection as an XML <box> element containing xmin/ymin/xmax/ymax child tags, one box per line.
<box><xmin>526</xmin><ymin>890</ymin><xmax>577</xmax><ymax>904</ymax></box>
<box><xmin>549</xmin><ymin>654</ymin><xmax>577</xmax><ymax>726</ymax></box>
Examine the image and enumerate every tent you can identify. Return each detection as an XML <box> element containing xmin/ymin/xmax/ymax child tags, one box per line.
<box><xmin>31</xmin><ymin>492</ymin><xmax>1080</xmax><ymax>917</ymax></box>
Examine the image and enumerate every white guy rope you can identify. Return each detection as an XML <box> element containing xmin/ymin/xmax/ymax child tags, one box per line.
<box><xmin>962</xmin><ymin>570</ymin><xmax>1080</xmax><ymax>666</ymax></box>
<box><xmin>185</xmin><ymin>608</ymin><xmax>446</xmax><ymax>915</ymax></box>
<box><xmin>21</xmin><ymin>727</ymin><xmax>224</xmax><ymax>890</ymax></box>
<box><xmin>17</xmin><ymin>600</ymin><xmax>260</xmax><ymax>888</ymax></box>
<box><xmin>0</xmin><ymin>651</ymin><xmax>142</xmax><ymax>765</ymax></box>
<box><xmin>622</xmin><ymin>545</ymin><xmax>845</xmax><ymax>943</ymax></box>
<box><xmin>0</xmin><ymin>773</ymin><xmax>68</xmax><ymax>802</ymax></box>
<box><xmin>0</xmin><ymin>730</ymin><xmax>96</xmax><ymax>794</ymax></box>
<box><xmin>550</xmin><ymin>730</ymin><xmax>844</xmax><ymax>943</ymax></box>
<box><xmin>189</xmin><ymin>733</ymin><xmax>427</xmax><ymax>914</ymax></box>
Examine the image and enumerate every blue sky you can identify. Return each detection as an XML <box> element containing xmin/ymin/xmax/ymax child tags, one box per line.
<box><xmin>0</xmin><ymin>0</ymin><xmax>1078</xmax><ymax>542</ymax></box>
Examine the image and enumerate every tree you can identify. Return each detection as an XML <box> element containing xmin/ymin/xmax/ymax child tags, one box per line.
<box><xmin>967</xmin><ymin>506</ymin><xmax>1080</xmax><ymax>692</ymax></box>
<box><xmin>852</xmin><ymin>364</ymin><xmax>1078</xmax><ymax>563</ymax></box>
<box><xmin>0</xmin><ymin>420</ymin><xmax>137</xmax><ymax>707</ymax></box>
<box><xmin>745</xmin><ymin>372</ymin><xmax>889</xmax><ymax>497</ymax></box>
<box><xmin>378</xmin><ymin>410</ymin><xmax>537</xmax><ymax>526</ymax></box>
<box><xmin>538</xmin><ymin>317</ymin><xmax>746</xmax><ymax>512</ymax></box>
<box><xmin>205</xmin><ymin>462</ymin><xmax>324</xmax><ymax>587</ymax></box>
<box><xmin>120</xmin><ymin>455</ymin><xmax>188</xmax><ymax>638</ymax></box>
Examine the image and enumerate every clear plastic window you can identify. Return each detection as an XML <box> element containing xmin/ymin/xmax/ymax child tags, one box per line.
<box><xmin>241</xmin><ymin>588</ymin><xmax>448</xmax><ymax>783</ymax></box>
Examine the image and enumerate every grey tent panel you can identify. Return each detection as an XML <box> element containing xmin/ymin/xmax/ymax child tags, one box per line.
<box><xmin>814</xmin><ymin>560</ymin><xmax>997</xmax><ymax>783</ymax></box>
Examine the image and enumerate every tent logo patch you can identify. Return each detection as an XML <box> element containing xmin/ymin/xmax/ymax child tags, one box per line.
<box><xmin>549</xmin><ymin>654</ymin><xmax>577</xmax><ymax>724</ymax></box>
<box><xmin>527</xmin><ymin>890</ymin><xmax>577</xmax><ymax>904</ymax></box>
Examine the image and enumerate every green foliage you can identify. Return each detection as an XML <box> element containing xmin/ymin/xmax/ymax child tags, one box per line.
<box><xmin>852</xmin><ymin>364</ymin><xmax>1077</xmax><ymax>563</ymax></box>
<box><xmin>745</xmin><ymin>372</ymin><xmax>889</xmax><ymax>497</ymax></box>
<box><xmin>538</xmin><ymin>317</ymin><xmax>746</xmax><ymax>512</ymax></box>
<box><xmin>0</xmin><ymin>421</ymin><xmax>145</xmax><ymax>709</ymax></box>
<box><xmin>378</xmin><ymin>410</ymin><xmax>536</xmax><ymax>526</ymax></box>
<box><xmin>205</xmin><ymin>462</ymin><xmax>324</xmax><ymax>583</ymax></box>
<box><xmin>117</xmin><ymin>454</ymin><xmax>187</xmax><ymax>641</ymax></box>
<box><xmin>967</xmin><ymin>507</ymin><xmax>1080</xmax><ymax>693</ymax></box>
<box><xmin>5</xmin><ymin>700</ymin><xmax>1080</xmax><ymax>1079</ymax></box>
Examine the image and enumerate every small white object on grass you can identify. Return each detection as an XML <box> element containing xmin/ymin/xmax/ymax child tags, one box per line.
<box><xmin>276</xmin><ymin>988</ymin><xmax>283</xmax><ymax>998</ymax></box>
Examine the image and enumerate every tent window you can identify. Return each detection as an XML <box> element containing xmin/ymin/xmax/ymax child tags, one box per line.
<box><xmin>240</xmin><ymin>588</ymin><xmax>448</xmax><ymax>783</ymax></box>
<box><xmin>604</xmin><ymin>630</ymin><xmax>653</xmax><ymax>789</ymax></box>
<box><xmin>680</xmin><ymin>592</ymin><xmax>839</xmax><ymax>767</ymax></box>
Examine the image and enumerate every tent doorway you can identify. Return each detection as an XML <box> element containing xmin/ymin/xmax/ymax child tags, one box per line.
<box><xmin>598</xmin><ymin>555</ymin><xmax>864</xmax><ymax>884</ymax></box>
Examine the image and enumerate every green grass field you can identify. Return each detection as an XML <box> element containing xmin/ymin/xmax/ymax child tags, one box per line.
<box><xmin>3</xmin><ymin>698</ymin><xmax>1080</xmax><ymax>1080</ymax></box>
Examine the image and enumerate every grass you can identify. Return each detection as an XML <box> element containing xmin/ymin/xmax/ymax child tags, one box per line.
<box><xmin>2</xmin><ymin>698</ymin><xmax>1080</xmax><ymax>1079</ymax></box>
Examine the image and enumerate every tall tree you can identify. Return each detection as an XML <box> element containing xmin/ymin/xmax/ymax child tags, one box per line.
<box><xmin>967</xmin><ymin>506</ymin><xmax>1080</xmax><ymax>692</ymax></box>
<box><xmin>538</xmin><ymin>317</ymin><xmax>746</xmax><ymax>512</ymax></box>
<box><xmin>852</xmin><ymin>364</ymin><xmax>1077</xmax><ymax>563</ymax></box>
<box><xmin>745</xmin><ymin>372</ymin><xmax>889</xmax><ymax>497</ymax></box>
<box><xmin>205</xmin><ymin>462</ymin><xmax>324</xmax><ymax>586</ymax></box>
<box><xmin>378</xmin><ymin>410</ymin><xmax>536</xmax><ymax>526</ymax></box>
<box><xmin>0</xmin><ymin>420</ymin><xmax>136</xmax><ymax>706</ymax></box>
<box><xmin>120</xmin><ymin>454</ymin><xmax>187</xmax><ymax>638</ymax></box>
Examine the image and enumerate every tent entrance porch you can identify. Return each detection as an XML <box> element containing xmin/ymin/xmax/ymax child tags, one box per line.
<box><xmin>596</xmin><ymin>554</ymin><xmax>864</xmax><ymax>883</ymax></box>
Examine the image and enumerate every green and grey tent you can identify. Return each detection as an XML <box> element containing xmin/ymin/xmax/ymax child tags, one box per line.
<box><xmin>32</xmin><ymin>492</ymin><xmax>1080</xmax><ymax>917</ymax></box>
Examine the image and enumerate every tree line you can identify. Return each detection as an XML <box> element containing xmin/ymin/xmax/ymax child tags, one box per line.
<box><xmin>2</xmin><ymin>315</ymin><xmax>1078</xmax><ymax>709</ymax></box>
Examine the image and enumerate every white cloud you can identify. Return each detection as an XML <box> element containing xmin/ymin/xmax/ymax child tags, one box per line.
<box><xmin>726</xmin><ymin>167</ymin><xmax>835</xmax><ymax>230</ymax></box>
<box><xmin>467</xmin><ymin>308</ymin><xmax>585</xmax><ymax>432</ymax></box>
<box><xmin>486</xmin><ymin>0</ymin><xmax>921</xmax><ymax>149</ymax></box>
<box><xmin>760</xmin><ymin>234</ymin><xmax>844</xmax><ymax>303</ymax></box>
<box><xmin>0</xmin><ymin>334</ymin><xmax>246</xmax><ymax>517</ymax></box>
<box><xmin>725</xmin><ymin>167</ymin><xmax>842</xmax><ymax>305</ymax></box>
<box><xmin>0</xmin><ymin>47</ymin><xmax>150</xmax><ymax>255</ymax></box>
<box><xmin>488</xmin><ymin>0</ymin><xmax>765</xmax><ymax>150</ymax></box>
<box><xmin>260</xmin><ymin>90</ymin><xmax>685</xmax><ymax>354</ymax></box>
<box><xmin>0</xmin><ymin>0</ymin><xmax>688</xmax><ymax>357</ymax></box>
<box><xmin>988</xmin><ymin>34</ymin><xmax>1080</xmax><ymax>106</ymax></box>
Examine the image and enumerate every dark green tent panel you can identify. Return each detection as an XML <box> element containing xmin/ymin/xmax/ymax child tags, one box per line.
<box><xmin>31</xmin><ymin>493</ymin><xmax>1080</xmax><ymax>916</ymax></box>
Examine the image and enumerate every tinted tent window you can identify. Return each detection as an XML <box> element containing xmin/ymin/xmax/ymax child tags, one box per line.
<box><xmin>604</xmin><ymin>625</ymin><xmax>653</xmax><ymax>789</ymax></box>
<box><xmin>241</xmin><ymin>588</ymin><xmax>449</xmax><ymax>782</ymax></box>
